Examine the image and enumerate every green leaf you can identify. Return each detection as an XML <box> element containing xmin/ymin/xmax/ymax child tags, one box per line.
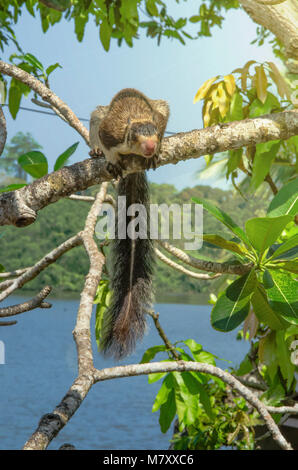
<box><xmin>211</xmin><ymin>269</ymin><xmax>257</xmax><ymax>332</ymax></box>
<box><xmin>203</xmin><ymin>234</ymin><xmax>246</xmax><ymax>256</ymax></box>
<box><xmin>276</xmin><ymin>330</ymin><xmax>295</xmax><ymax>389</ymax></box>
<box><xmin>264</xmin><ymin>270</ymin><xmax>298</xmax><ymax>325</ymax></box>
<box><xmin>273</xmin><ymin>260</ymin><xmax>298</xmax><ymax>275</ymax></box>
<box><xmin>267</xmin><ymin>178</ymin><xmax>298</xmax><ymax>218</ymax></box>
<box><xmin>229</xmin><ymin>91</ymin><xmax>243</xmax><ymax>121</ymax></box>
<box><xmin>227</xmin><ymin>149</ymin><xmax>243</xmax><ymax>177</ymax></box>
<box><xmin>46</xmin><ymin>62</ymin><xmax>62</xmax><ymax>76</ymax></box>
<box><xmin>0</xmin><ymin>263</ymin><xmax>5</xmax><ymax>272</ymax></box>
<box><xmin>192</xmin><ymin>197</ymin><xmax>251</xmax><ymax>246</ymax></box>
<box><xmin>152</xmin><ymin>373</ymin><xmax>174</xmax><ymax>412</ymax></box>
<box><xmin>148</xmin><ymin>372</ymin><xmax>167</xmax><ymax>384</ymax></box>
<box><xmin>0</xmin><ymin>183</ymin><xmax>27</xmax><ymax>193</ymax></box>
<box><xmin>182</xmin><ymin>339</ymin><xmax>202</xmax><ymax>356</ymax></box>
<box><xmin>250</xmin><ymin>140</ymin><xmax>280</xmax><ymax>190</ymax></box>
<box><xmin>181</xmin><ymin>372</ymin><xmax>214</xmax><ymax>420</ymax></box>
<box><xmin>140</xmin><ymin>345</ymin><xmax>167</xmax><ymax>364</ymax></box>
<box><xmin>24</xmin><ymin>53</ymin><xmax>44</xmax><ymax>72</ymax></box>
<box><xmin>252</xmin><ymin>284</ymin><xmax>288</xmax><ymax>330</ymax></box>
<box><xmin>245</xmin><ymin>215</ymin><xmax>292</xmax><ymax>254</ymax></box>
<box><xmin>95</xmin><ymin>280</ymin><xmax>111</xmax><ymax>347</ymax></box>
<box><xmin>8</xmin><ymin>85</ymin><xmax>22</xmax><ymax>119</ymax></box>
<box><xmin>235</xmin><ymin>354</ymin><xmax>253</xmax><ymax>376</ymax></box>
<box><xmin>100</xmin><ymin>20</ymin><xmax>112</xmax><ymax>51</ymax></box>
<box><xmin>249</xmin><ymin>93</ymin><xmax>280</xmax><ymax>118</ymax></box>
<box><xmin>54</xmin><ymin>142</ymin><xmax>79</xmax><ymax>171</ymax></box>
<box><xmin>159</xmin><ymin>388</ymin><xmax>176</xmax><ymax>433</ymax></box>
<box><xmin>268</xmin><ymin>234</ymin><xmax>298</xmax><ymax>261</ymax></box>
<box><xmin>18</xmin><ymin>151</ymin><xmax>48</xmax><ymax>178</ymax></box>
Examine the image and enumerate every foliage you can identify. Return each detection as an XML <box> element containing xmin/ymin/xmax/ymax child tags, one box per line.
<box><xmin>0</xmin><ymin>134</ymin><xmax>79</xmax><ymax>192</ymax></box>
<box><xmin>0</xmin><ymin>131</ymin><xmax>42</xmax><ymax>182</ymax></box>
<box><xmin>194</xmin><ymin>60</ymin><xmax>298</xmax><ymax>192</ymax></box>
<box><xmin>0</xmin><ymin>0</ymin><xmax>240</xmax><ymax>54</ymax></box>
<box><xmin>140</xmin><ymin>339</ymin><xmax>259</xmax><ymax>450</ymax></box>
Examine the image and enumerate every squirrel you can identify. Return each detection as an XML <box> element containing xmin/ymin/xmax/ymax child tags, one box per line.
<box><xmin>89</xmin><ymin>88</ymin><xmax>169</xmax><ymax>359</ymax></box>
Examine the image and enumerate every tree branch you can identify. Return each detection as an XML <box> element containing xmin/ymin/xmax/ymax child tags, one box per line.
<box><xmin>239</xmin><ymin>0</ymin><xmax>298</xmax><ymax>61</ymax></box>
<box><xmin>0</xmin><ymin>233</ymin><xmax>82</xmax><ymax>301</ymax></box>
<box><xmin>155</xmin><ymin>247</ymin><xmax>221</xmax><ymax>279</ymax></box>
<box><xmin>0</xmin><ymin>60</ymin><xmax>89</xmax><ymax>144</ymax></box>
<box><xmin>147</xmin><ymin>310</ymin><xmax>180</xmax><ymax>360</ymax></box>
<box><xmin>158</xmin><ymin>240</ymin><xmax>252</xmax><ymax>275</ymax></box>
<box><xmin>0</xmin><ymin>107</ymin><xmax>296</xmax><ymax>228</ymax></box>
<box><xmin>24</xmin><ymin>184</ymin><xmax>108</xmax><ymax>450</ymax></box>
<box><xmin>0</xmin><ymin>286</ymin><xmax>52</xmax><ymax>317</ymax></box>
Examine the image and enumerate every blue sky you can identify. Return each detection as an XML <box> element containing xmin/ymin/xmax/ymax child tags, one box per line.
<box><xmin>2</xmin><ymin>2</ymin><xmax>276</xmax><ymax>190</ymax></box>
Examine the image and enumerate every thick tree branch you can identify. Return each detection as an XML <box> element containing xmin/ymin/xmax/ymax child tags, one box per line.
<box><xmin>239</xmin><ymin>0</ymin><xmax>298</xmax><ymax>61</ymax></box>
<box><xmin>0</xmin><ymin>108</ymin><xmax>297</xmax><ymax>228</ymax></box>
<box><xmin>24</xmin><ymin>185</ymin><xmax>108</xmax><ymax>450</ymax></box>
<box><xmin>23</xmin><ymin>359</ymin><xmax>292</xmax><ymax>451</ymax></box>
<box><xmin>73</xmin><ymin>183</ymin><xmax>108</xmax><ymax>373</ymax></box>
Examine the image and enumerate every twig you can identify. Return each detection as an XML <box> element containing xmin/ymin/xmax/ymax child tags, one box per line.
<box><xmin>147</xmin><ymin>310</ymin><xmax>180</xmax><ymax>360</ymax></box>
<box><xmin>158</xmin><ymin>240</ymin><xmax>252</xmax><ymax>276</ymax></box>
<box><xmin>0</xmin><ymin>320</ymin><xmax>17</xmax><ymax>326</ymax></box>
<box><xmin>0</xmin><ymin>286</ymin><xmax>52</xmax><ymax>317</ymax></box>
<box><xmin>265</xmin><ymin>174</ymin><xmax>278</xmax><ymax>195</ymax></box>
<box><xmin>0</xmin><ymin>60</ymin><xmax>89</xmax><ymax>144</ymax></box>
<box><xmin>266</xmin><ymin>405</ymin><xmax>298</xmax><ymax>415</ymax></box>
<box><xmin>0</xmin><ymin>268</ymin><xmax>29</xmax><ymax>279</ymax></box>
<box><xmin>0</xmin><ymin>234</ymin><xmax>82</xmax><ymax>302</ymax></box>
<box><xmin>155</xmin><ymin>247</ymin><xmax>221</xmax><ymax>280</ymax></box>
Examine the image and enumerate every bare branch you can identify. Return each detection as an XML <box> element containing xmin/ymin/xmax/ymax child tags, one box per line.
<box><xmin>266</xmin><ymin>405</ymin><xmax>298</xmax><ymax>415</ymax></box>
<box><xmin>0</xmin><ymin>60</ymin><xmax>89</xmax><ymax>144</ymax></box>
<box><xmin>158</xmin><ymin>240</ymin><xmax>252</xmax><ymax>275</ymax></box>
<box><xmin>0</xmin><ymin>234</ymin><xmax>82</xmax><ymax>302</ymax></box>
<box><xmin>0</xmin><ymin>286</ymin><xmax>52</xmax><ymax>317</ymax></box>
<box><xmin>73</xmin><ymin>183</ymin><xmax>108</xmax><ymax>373</ymax></box>
<box><xmin>155</xmin><ymin>247</ymin><xmax>221</xmax><ymax>279</ymax></box>
<box><xmin>24</xmin><ymin>184</ymin><xmax>108</xmax><ymax>450</ymax></box>
<box><xmin>0</xmin><ymin>320</ymin><xmax>17</xmax><ymax>326</ymax></box>
<box><xmin>0</xmin><ymin>268</ymin><xmax>29</xmax><ymax>279</ymax></box>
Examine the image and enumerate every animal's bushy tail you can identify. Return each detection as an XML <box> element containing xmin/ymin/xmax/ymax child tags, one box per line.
<box><xmin>99</xmin><ymin>172</ymin><xmax>154</xmax><ymax>359</ymax></box>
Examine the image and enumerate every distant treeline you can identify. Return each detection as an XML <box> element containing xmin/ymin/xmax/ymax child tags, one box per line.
<box><xmin>0</xmin><ymin>183</ymin><xmax>266</xmax><ymax>299</ymax></box>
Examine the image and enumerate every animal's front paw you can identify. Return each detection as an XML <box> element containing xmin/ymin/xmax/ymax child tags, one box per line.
<box><xmin>145</xmin><ymin>154</ymin><xmax>159</xmax><ymax>170</ymax></box>
<box><xmin>89</xmin><ymin>148</ymin><xmax>103</xmax><ymax>158</ymax></box>
<box><xmin>106</xmin><ymin>162</ymin><xmax>123</xmax><ymax>179</ymax></box>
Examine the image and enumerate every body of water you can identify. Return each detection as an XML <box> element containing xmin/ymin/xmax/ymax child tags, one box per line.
<box><xmin>0</xmin><ymin>297</ymin><xmax>250</xmax><ymax>450</ymax></box>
